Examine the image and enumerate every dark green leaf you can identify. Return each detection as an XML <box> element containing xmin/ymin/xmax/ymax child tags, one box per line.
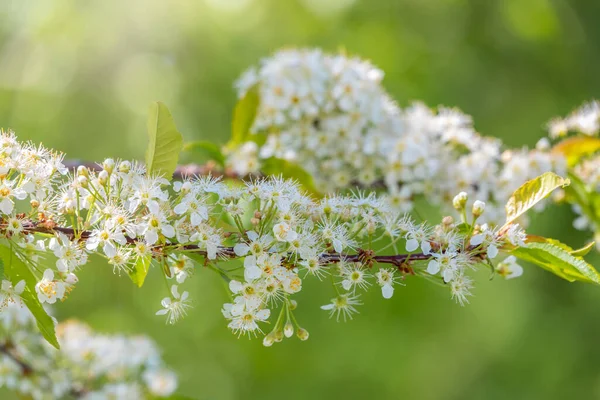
<box><xmin>146</xmin><ymin>102</ymin><xmax>184</xmax><ymax>179</ymax></box>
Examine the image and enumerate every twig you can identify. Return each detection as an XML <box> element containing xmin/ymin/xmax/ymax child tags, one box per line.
<box><xmin>18</xmin><ymin>220</ymin><xmax>433</xmax><ymax>270</ymax></box>
<box><xmin>61</xmin><ymin>160</ymin><xmax>389</xmax><ymax>189</ymax></box>
<box><xmin>0</xmin><ymin>342</ymin><xmax>33</xmax><ymax>376</ymax></box>
<box><xmin>61</xmin><ymin>160</ymin><xmax>245</xmax><ymax>181</ymax></box>
<box><xmin>0</xmin><ymin>341</ymin><xmax>88</xmax><ymax>397</ymax></box>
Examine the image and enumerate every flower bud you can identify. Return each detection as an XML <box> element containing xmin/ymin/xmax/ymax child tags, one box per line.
<box><xmin>98</xmin><ymin>170</ymin><xmax>109</xmax><ymax>185</ymax></box>
<box><xmin>65</xmin><ymin>273</ymin><xmax>78</xmax><ymax>285</ymax></box>
<box><xmin>289</xmin><ymin>299</ymin><xmax>297</xmax><ymax>310</ymax></box>
<box><xmin>30</xmin><ymin>199</ymin><xmax>39</xmax><ymax>209</ymax></box>
<box><xmin>77</xmin><ymin>175</ymin><xmax>88</xmax><ymax>188</ymax></box>
<box><xmin>102</xmin><ymin>158</ymin><xmax>115</xmax><ymax>174</ymax></box>
<box><xmin>296</xmin><ymin>327</ymin><xmax>309</xmax><ymax>341</ymax></box>
<box><xmin>442</xmin><ymin>216</ymin><xmax>454</xmax><ymax>226</ymax></box>
<box><xmin>453</xmin><ymin>192</ymin><xmax>468</xmax><ymax>210</ymax></box>
<box><xmin>472</xmin><ymin>200</ymin><xmax>486</xmax><ymax>217</ymax></box>
<box><xmin>263</xmin><ymin>333</ymin><xmax>275</xmax><ymax>347</ymax></box>
<box><xmin>284</xmin><ymin>322</ymin><xmax>294</xmax><ymax>338</ymax></box>
<box><xmin>274</xmin><ymin>330</ymin><xmax>284</xmax><ymax>342</ymax></box>
<box><xmin>118</xmin><ymin>160</ymin><xmax>131</xmax><ymax>173</ymax></box>
<box><xmin>179</xmin><ymin>181</ymin><xmax>192</xmax><ymax>194</ymax></box>
<box><xmin>76</xmin><ymin>165</ymin><xmax>88</xmax><ymax>177</ymax></box>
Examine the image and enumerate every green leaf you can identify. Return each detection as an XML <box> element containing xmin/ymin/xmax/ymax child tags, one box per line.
<box><xmin>552</xmin><ymin>136</ymin><xmax>600</xmax><ymax>167</ymax></box>
<box><xmin>261</xmin><ymin>157</ymin><xmax>321</xmax><ymax>197</ymax></box>
<box><xmin>503</xmin><ymin>172</ymin><xmax>569</xmax><ymax>229</ymax></box>
<box><xmin>128</xmin><ymin>256</ymin><xmax>152</xmax><ymax>288</ymax></box>
<box><xmin>146</xmin><ymin>102</ymin><xmax>183</xmax><ymax>179</ymax></box>
<box><xmin>508</xmin><ymin>241</ymin><xmax>600</xmax><ymax>284</ymax></box>
<box><xmin>230</xmin><ymin>84</ymin><xmax>259</xmax><ymax>146</ymax></box>
<box><xmin>0</xmin><ymin>245</ymin><xmax>59</xmax><ymax>349</ymax></box>
<box><xmin>183</xmin><ymin>140</ymin><xmax>225</xmax><ymax>167</ymax></box>
<box><xmin>564</xmin><ymin>172</ymin><xmax>593</xmax><ymax>215</ymax></box>
<box><xmin>570</xmin><ymin>241</ymin><xmax>596</xmax><ymax>257</ymax></box>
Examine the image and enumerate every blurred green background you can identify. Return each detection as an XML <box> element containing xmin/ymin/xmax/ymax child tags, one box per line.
<box><xmin>2</xmin><ymin>0</ymin><xmax>600</xmax><ymax>399</ymax></box>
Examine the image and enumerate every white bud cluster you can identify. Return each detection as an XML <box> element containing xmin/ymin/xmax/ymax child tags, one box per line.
<box><xmin>0</xmin><ymin>303</ymin><xmax>177</xmax><ymax>399</ymax></box>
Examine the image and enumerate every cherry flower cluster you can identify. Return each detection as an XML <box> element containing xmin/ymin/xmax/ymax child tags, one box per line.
<box><xmin>0</xmin><ymin>303</ymin><xmax>177</xmax><ymax>399</ymax></box>
<box><xmin>228</xmin><ymin>48</ymin><xmax>399</xmax><ymax>186</ymax></box>
<box><xmin>225</xmin><ymin>48</ymin><xmax>566</xmax><ymax>225</ymax></box>
<box><xmin>0</xmin><ymin>131</ymin><xmax>529</xmax><ymax>346</ymax></box>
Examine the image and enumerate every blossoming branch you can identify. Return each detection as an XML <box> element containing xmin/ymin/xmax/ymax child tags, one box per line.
<box><xmin>0</xmin><ymin>119</ymin><xmax>594</xmax><ymax>353</ymax></box>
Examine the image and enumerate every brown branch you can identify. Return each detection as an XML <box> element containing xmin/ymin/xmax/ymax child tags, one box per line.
<box><xmin>62</xmin><ymin>160</ymin><xmax>245</xmax><ymax>181</ymax></box>
<box><xmin>19</xmin><ymin>220</ymin><xmax>433</xmax><ymax>270</ymax></box>
<box><xmin>0</xmin><ymin>341</ymin><xmax>33</xmax><ymax>376</ymax></box>
<box><xmin>61</xmin><ymin>160</ymin><xmax>390</xmax><ymax>189</ymax></box>
<box><xmin>0</xmin><ymin>341</ymin><xmax>88</xmax><ymax>397</ymax></box>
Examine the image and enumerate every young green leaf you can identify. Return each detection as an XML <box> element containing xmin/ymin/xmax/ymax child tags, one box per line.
<box><xmin>552</xmin><ymin>136</ymin><xmax>600</xmax><ymax>167</ymax></box>
<box><xmin>183</xmin><ymin>140</ymin><xmax>225</xmax><ymax>167</ymax></box>
<box><xmin>261</xmin><ymin>157</ymin><xmax>321</xmax><ymax>197</ymax></box>
<box><xmin>0</xmin><ymin>245</ymin><xmax>59</xmax><ymax>349</ymax></box>
<box><xmin>146</xmin><ymin>102</ymin><xmax>183</xmax><ymax>179</ymax></box>
<box><xmin>230</xmin><ymin>84</ymin><xmax>259</xmax><ymax>146</ymax></box>
<box><xmin>128</xmin><ymin>255</ymin><xmax>152</xmax><ymax>288</ymax></box>
<box><xmin>509</xmin><ymin>241</ymin><xmax>600</xmax><ymax>284</ymax></box>
<box><xmin>570</xmin><ymin>241</ymin><xmax>596</xmax><ymax>258</ymax></box>
<box><xmin>503</xmin><ymin>172</ymin><xmax>569</xmax><ymax>229</ymax></box>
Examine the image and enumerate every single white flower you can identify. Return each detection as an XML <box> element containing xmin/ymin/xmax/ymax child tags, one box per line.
<box><xmin>273</xmin><ymin>222</ymin><xmax>298</xmax><ymax>242</ymax></box>
<box><xmin>35</xmin><ymin>269</ymin><xmax>66</xmax><ymax>304</ymax></box>
<box><xmin>0</xmin><ymin>279</ymin><xmax>25</xmax><ymax>308</ymax></box>
<box><xmin>320</xmin><ymin>294</ymin><xmax>362</xmax><ymax>321</ymax></box>
<box><xmin>496</xmin><ymin>256</ymin><xmax>524</xmax><ymax>279</ymax></box>
<box><xmin>222</xmin><ymin>296</ymin><xmax>270</xmax><ymax>337</ymax></box>
<box><xmin>173</xmin><ymin>194</ymin><xmax>209</xmax><ymax>226</ymax></box>
<box><xmin>375</xmin><ymin>268</ymin><xmax>400</xmax><ymax>299</ymax></box>
<box><xmin>156</xmin><ymin>285</ymin><xmax>191</xmax><ymax>324</ymax></box>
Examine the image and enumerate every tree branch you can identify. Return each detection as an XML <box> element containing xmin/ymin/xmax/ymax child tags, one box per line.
<box><xmin>18</xmin><ymin>220</ymin><xmax>433</xmax><ymax>270</ymax></box>
<box><xmin>61</xmin><ymin>160</ymin><xmax>390</xmax><ymax>189</ymax></box>
<box><xmin>0</xmin><ymin>341</ymin><xmax>33</xmax><ymax>376</ymax></box>
<box><xmin>62</xmin><ymin>160</ymin><xmax>244</xmax><ymax>181</ymax></box>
